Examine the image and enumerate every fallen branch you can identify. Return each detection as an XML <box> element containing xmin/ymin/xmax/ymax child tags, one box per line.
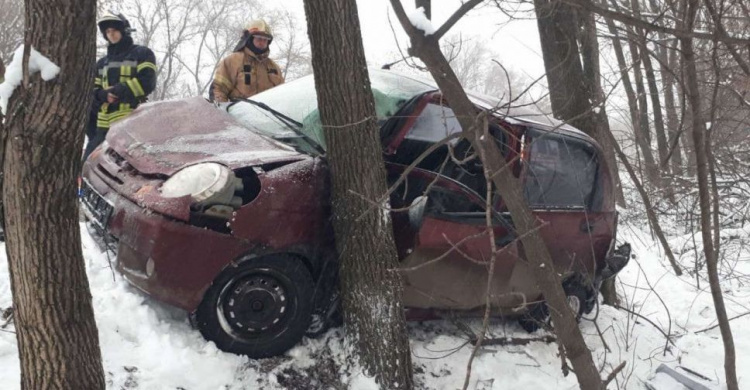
<box><xmin>602</xmin><ymin>361</ymin><xmax>627</xmax><ymax>388</ymax></box>
<box><xmin>695</xmin><ymin>311</ymin><xmax>750</xmax><ymax>334</ymax></box>
<box><xmin>471</xmin><ymin>335</ymin><xmax>557</xmax><ymax>346</ymax></box>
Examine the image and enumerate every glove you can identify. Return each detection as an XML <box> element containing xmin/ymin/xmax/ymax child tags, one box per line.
<box><xmin>94</xmin><ymin>89</ymin><xmax>109</xmax><ymax>104</ymax></box>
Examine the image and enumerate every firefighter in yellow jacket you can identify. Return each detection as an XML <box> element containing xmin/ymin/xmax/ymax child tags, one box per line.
<box><xmin>212</xmin><ymin>19</ymin><xmax>284</xmax><ymax>102</ymax></box>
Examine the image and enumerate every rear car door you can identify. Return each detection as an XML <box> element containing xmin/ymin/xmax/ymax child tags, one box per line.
<box><xmin>521</xmin><ymin>129</ymin><xmax>614</xmax><ymax>276</ymax></box>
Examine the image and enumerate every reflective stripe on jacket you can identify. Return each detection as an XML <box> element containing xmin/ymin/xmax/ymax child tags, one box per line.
<box><xmin>93</xmin><ymin>43</ymin><xmax>157</xmax><ymax>130</ymax></box>
<box><xmin>212</xmin><ymin>48</ymin><xmax>284</xmax><ymax>102</ymax></box>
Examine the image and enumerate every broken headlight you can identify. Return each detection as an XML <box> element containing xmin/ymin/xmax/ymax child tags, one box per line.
<box><xmin>160</xmin><ymin>163</ymin><xmax>243</xmax><ymax>219</ymax></box>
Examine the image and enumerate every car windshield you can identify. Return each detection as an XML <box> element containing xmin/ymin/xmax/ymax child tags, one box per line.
<box><xmin>227</xmin><ymin>69</ymin><xmax>435</xmax><ymax>153</ymax></box>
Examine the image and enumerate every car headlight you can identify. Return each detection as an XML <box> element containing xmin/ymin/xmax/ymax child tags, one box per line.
<box><xmin>161</xmin><ymin>162</ymin><xmax>233</xmax><ymax>202</ymax></box>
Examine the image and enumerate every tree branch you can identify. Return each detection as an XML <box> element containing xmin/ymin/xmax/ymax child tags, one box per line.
<box><xmin>433</xmin><ymin>0</ymin><xmax>485</xmax><ymax>41</ymax></box>
<box><xmin>561</xmin><ymin>0</ymin><xmax>750</xmax><ymax>45</ymax></box>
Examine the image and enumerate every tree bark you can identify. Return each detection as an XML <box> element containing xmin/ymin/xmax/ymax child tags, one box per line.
<box><xmin>630</xmin><ymin>0</ymin><xmax>669</xmax><ymax>178</ymax></box>
<box><xmin>578</xmin><ymin>7</ymin><xmax>625</xmax><ymax>208</ymax></box>
<box><xmin>302</xmin><ymin>0</ymin><xmax>413</xmax><ymax>388</ymax></box>
<box><xmin>1</xmin><ymin>0</ymin><xmax>105</xmax><ymax>388</ymax></box>
<box><xmin>390</xmin><ymin>2</ymin><xmax>604</xmax><ymax>388</ymax></box>
<box><xmin>662</xmin><ymin>40</ymin><xmax>685</xmax><ymax>176</ymax></box>
<box><xmin>416</xmin><ymin>0</ymin><xmax>431</xmax><ymax>19</ymax></box>
<box><xmin>601</xmin><ymin>0</ymin><xmax>659</xmax><ymax>185</ymax></box>
<box><xmin>681</xmin><ymin>0</ymin><xmax>738</xmax><ymax>388</ymax></box>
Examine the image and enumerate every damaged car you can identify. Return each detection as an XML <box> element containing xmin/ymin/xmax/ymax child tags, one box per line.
<box><xmin>81</xmin><ymin>69</ymin><xmax>630</xmax><ymax>359</ymax></box>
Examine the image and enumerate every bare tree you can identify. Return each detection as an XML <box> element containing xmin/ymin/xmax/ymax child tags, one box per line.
<box><xmin>1</xmin><ymin>0</ymin><xmax>105</xmax><ymax>387</ymax></box>
<box><xmin>680</xmin><ymin>0</ymin><xmax>738</xmax><ymax>388</ymax></box>
<box><xmin>303</xmin><ymin>0</ymin><xmax>413</xmax><ymax>388</ymax></box>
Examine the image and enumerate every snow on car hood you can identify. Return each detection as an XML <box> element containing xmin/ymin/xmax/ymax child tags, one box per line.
<box><xmin>106</xmin><ymin>97</ymin><xmax>305</xmax><ymax>176</ymax></box>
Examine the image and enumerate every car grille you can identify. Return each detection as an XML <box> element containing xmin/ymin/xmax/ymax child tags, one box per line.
<box><xmin>80</xmin><ymin>179</ymin><xmax>114</xmax><ymax>230</ymax></box>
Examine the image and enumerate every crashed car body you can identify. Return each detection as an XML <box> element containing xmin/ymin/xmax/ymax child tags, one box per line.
<box><xmin>81</xmin><ymin>69</ymin><xmax>629</xmax><ymax>358</ymax></box>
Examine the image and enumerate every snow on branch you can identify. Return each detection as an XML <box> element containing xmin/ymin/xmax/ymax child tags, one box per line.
<box><xmin>0</xmin><ymin>45</ymin><xmax>61</xmax><ymax>116</ymax></box>
<box><xmin>407</xmin><ymin>7</ymin><xmax>436</xmax><ymax>36</ymax></box>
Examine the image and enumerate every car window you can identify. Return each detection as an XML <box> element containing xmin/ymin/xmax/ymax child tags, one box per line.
<box><xmin>523</xmin><ymin>134</ymin><xmax>598</xmax><ymax>209</ymax></box>
<box><xmin>405</xmin><ymin>103</ymin><xmax>461</xmax><ymax>145</ymax></box>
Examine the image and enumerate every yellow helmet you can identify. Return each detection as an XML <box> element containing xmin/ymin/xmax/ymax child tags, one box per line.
<box><xmin>245</xmin><ymin>19</ymin><xmax>273</xmax><ymax>40</ymax></box>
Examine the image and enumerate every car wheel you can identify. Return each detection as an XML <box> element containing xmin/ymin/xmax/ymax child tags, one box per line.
<box><xmin>195</xmin><ymin>254</ymin><xmax>313</xmax><ymax>358</ymax></box>
<box><xmin>517</xmin><ymin>282</ymin><xmax>590</xmax><ymax>333</ymax></box>
<box><xmin>563</xmin><ymin>282</ymin><xmax>588</xmax><ymax>320</ymax></box>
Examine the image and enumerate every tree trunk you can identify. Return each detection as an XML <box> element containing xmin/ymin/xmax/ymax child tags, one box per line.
<box><xmin>390</xmin><ymin>2</ymin><xmax>604</xmax><ymax>388</ymax></box>
<box><xmin>630</xmin><ymin>0</ymin><xmax>670</xmax><ymax>178</ymax></box>
<box><xmin>601</xmin><ymin>0</ymin><xmax>659</xmax><ymax>185</ymax></box>
<box><xmin>302</xmin><ymin>0</ymin><xmax>413</xmax><ymax>388</ymax></box>
<box><xmin>578</xmin><ymin>7</ymin><xmax>625</xmax><ymax>208</ymax></box>
<box><xmin>681</xmin><ymin>1</ymin><xmax>738</xmax><ymax>387</ymax></box>
<box><xmin>577</xmin><ymin>7</ymin><xmax>624</xmax><ymax>303</ymax></box>
<box><xmin>533</xmin><ymin>0</ymin><xmax>597</xmax><ymax>135</ymax></box>
<box><xmin>1</xmin><ymin>0</ymin><xmax>105</xmax><ymax>388</ymax></box>
<box><xmin>416</xmin><ymin>0</ymin><xmax>431</xmax><ymax>19</ymax></box>
<box><xmin>662</xmin><ymin>40</ymin><xmax>684</xmax><ymax>177</ymax></box>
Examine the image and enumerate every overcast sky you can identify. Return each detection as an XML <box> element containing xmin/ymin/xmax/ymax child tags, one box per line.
<box><xmin>276</xmin><ymin>0</ymin><xmax>546</xmax><ymax>82</ymax></box>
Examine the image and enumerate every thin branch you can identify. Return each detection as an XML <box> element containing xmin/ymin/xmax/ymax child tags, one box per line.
<box><xmin>433</xmin><ymin>0</ymin><xmax>485</xmax><ymax>41</ymax></box>
<box><xmin>562</xmin><ymin>0</ymin><xmax>750</xmax><ymax>45</ymax></box>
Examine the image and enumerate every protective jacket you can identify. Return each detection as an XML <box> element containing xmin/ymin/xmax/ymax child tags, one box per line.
<box><xmin>212</xmin><ymin>48</ymin><xmax>284</xmax><ymax>102</ymax></box>
<box><xmin>93</xmin><ymin>35</ymin><xmax>157</xmax><ymax>130</ymax></box>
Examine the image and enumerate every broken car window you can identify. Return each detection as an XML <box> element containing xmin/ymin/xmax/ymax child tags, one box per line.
<box><xmin>524</xmin><ymin>134</ymin><xmax>598</xmax><ymax>209</ymax></box>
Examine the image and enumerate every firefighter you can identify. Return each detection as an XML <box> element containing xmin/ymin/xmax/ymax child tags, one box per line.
<box><xmin>211</xmin><ymin>19</ymin><xmax>284</xmax><ymax>102</ymax></box>
<box><xmin>83</xmin><ymin>12</ymin><xmax>157</xmax><ymax>161</ymax></box>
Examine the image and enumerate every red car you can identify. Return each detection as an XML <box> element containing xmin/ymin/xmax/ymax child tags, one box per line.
<box><xmin>81</xmin><ymin>69</ymin><xmax>629</xmax><ymax>358</ymax></box>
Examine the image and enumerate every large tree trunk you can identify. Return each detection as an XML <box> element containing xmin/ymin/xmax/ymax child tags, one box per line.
<box><xmin>532</xmin><ymin>0</ymin><xmax>596</xmax><ymax>134</ymax></box>
<box><xmin>578</xmin><ymin>7</ymin><xmax>622</xmax><ymax>304</ymax></box>
<box><xmin>578</xmin><ymin>7</ymin><xmax>625</xmax><ymax>208</ymax></box>
<box><xmin>390</xmin><ymin>1</ymin><xmax>604</xmax><ymax>388</ymax></box>
<box><xmin>302</xmin><ymin>0</ymin><xmax>413</xmax><ymax>388</ymax></box>
<box><xmin>680</xmin><ymin>0</ymin><xmax>738</xmax><ymax>388</ymax></box>
<box><xmin>1</xmin><ymin>0</ymin><xmax>105</xmax><ymax>388</ymax></box>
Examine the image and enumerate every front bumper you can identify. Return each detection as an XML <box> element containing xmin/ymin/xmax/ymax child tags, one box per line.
<box><xmin>81</xmin><ymin>172</ymin><xmax>251</xmax><ymax>311</ymax></box>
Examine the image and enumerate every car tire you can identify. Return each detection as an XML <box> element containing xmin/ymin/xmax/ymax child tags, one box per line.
<box><xmin>195</xmin><ymin>254</ymin><xmax>314</xmax><ymax>358</ymax></box>
<box><xmin>517</xmin><ymin>282</ymin><xmax>590</xmax><ymax>333</ymax></box>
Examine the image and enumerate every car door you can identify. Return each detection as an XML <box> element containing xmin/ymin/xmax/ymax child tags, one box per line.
<box><xmin>386</xmin><ymin>166</ymin><xmax>522</xmax><ymax>312</ymax></box>
<box><xmin>521</xmin><ymin>129</ymin><xmax>614</xmax><ymax>276</ymax></box>
<box><xmin>382</xmin><ymin>94</ymin><xmax>528</xmax><ymax>311</ymax></box>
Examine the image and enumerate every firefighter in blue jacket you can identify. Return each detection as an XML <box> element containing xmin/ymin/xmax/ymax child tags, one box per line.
<box><xmin>83</xmin><ymin>12</ymin><xmax>157</xmax><ymax>160</ymax></box>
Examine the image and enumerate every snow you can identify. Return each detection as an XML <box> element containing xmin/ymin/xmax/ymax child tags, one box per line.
<box><xmin>1</xmin><ymin>190</ymin><xmax>749</xmax><ymax>388</ymax></box>
<box><xmin>407</xmin><ymin>7</ymin><xmax>436</xmax><ymax>36</ymax></box>
<box><xmin>0</xmin><ymin>45</ymin><xmax>60</xmax><ymax>116</ymax></box>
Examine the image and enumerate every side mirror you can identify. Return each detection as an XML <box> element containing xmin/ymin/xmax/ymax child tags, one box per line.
<box><xmin>408</xmin><ymin>196</ymin><xmax>428</xmax><ymax>229</ymax></box>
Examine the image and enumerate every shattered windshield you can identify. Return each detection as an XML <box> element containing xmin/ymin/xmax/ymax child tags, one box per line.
<box><xmin>227</xmin><ymin>69</ymin><xmax>435</xmax><ymax>152</ymax></box>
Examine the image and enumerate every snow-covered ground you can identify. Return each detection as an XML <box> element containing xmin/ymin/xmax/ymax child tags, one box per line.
<box><xmin>1</xmin><ymin>213</ymin><xmax>748</xmax><ymax>389</ymax></box>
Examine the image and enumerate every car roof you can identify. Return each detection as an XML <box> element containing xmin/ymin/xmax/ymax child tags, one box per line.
<box><xmin>371</xmin><ymin>68</ymin><xmax>594</xmax><ymax>143</ymax></box>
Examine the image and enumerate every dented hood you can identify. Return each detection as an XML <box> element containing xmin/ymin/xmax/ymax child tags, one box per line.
<box><xmin>106</xmin><ymin>97</ymin><xmax>305</xmax><ymax>176</ymax></box>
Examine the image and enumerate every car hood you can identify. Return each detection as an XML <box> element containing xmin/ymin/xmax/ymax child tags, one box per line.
<box><xmin>106</xmin><ymin>97</ymin><xmax>305</xmax><ymax>176</ymax></box>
